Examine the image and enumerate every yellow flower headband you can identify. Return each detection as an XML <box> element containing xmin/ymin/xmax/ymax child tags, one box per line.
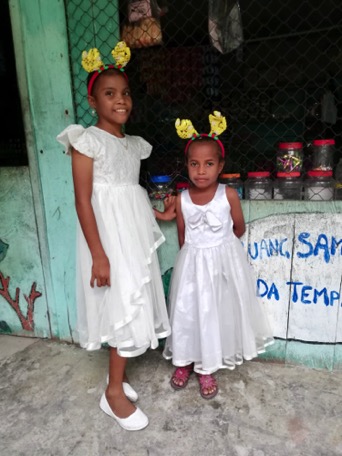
<box><xmin>81</xmin><ymin>41</ymin><xmax>131</xmax><ymax>95</ymax></box>
<box><xmin>175</xmin><ymin>111</ymin><xmax>227</xmax><ymax>157</ymax></box>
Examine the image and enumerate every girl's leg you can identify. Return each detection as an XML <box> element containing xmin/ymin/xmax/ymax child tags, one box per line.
<box><xmin>106</xmin><ymin>347</ymin><xmax>136</xmax><ymax>418</ymax></box>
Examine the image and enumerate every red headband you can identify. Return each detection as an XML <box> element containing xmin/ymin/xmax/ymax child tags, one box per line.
<box><xmin>184</xmin><ymin>133</ymin><xmax>225</xmax><ymax>157</ymax></box>
<box><xmin>87</xmin><ymin>65</ymin><xmax>128</xmax><ymax>96</ymax></box>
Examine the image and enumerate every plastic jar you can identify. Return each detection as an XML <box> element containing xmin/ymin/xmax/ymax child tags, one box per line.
<box><xmin>219</xmin><ymin>173</ymin><xmax>244</xmax><ymax>199</ymax></box>
<box><xmin>304</xmin><ymin>170</ymin><xmax>335</xmax><ymax>201</ymax></box>
<box><xmin>148</xmin><ymin>175</ymin><xmax>173</xmax><ymax>200</ymax></box>
<box><xmin>175</xmin><ymin>182</ymin><xmax>190</xmax><ymax>193</ymax></box>
<box><xmin>311</xmin><ymin>139</ymin><xmax>335</xmax><ymax>171</ymax></box>
<box><xmin>276</xmin><ymin>142</ymin><xmax>303</xmax><ymax>173</ymax></box>
<box><xmin>273</xmin><ymin>172</ymin><xmax>302</xmax><ymax>200</ymax></box>
<box><xmin>245</xmin><ymin>171</ymin><xmax>272</xmax><ymax>200</ymax></box>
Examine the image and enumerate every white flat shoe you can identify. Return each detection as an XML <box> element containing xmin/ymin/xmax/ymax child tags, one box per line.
<box><xmin>99</xmin><ymin>393</ymin><xmax>148</xmax><ymax>431</ymax></box>
<box><xmin>106</xmin><ymin>375</ymin><xmax>139</xmax><ymax>402</ymax></box>
<box><xmin>123</xmin><ymin>382</ymin><xmax>139</xmax><ymax>402</ymax></box>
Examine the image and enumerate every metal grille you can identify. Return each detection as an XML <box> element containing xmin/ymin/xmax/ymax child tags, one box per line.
<box><xmin>64</xmin><ymin>0</ymin><xmax>342</xmax><ymax>199</ymax></box>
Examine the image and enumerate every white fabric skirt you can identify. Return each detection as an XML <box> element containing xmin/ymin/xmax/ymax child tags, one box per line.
<box><xmin>163</xmin><ymin>238</ymin><xmax>274</xmax><ymax>374</ymax></box>
<box><xmin>76</xmin><ymin>183</ymin><xmax>171</xmax><ymax>356</ymax></box>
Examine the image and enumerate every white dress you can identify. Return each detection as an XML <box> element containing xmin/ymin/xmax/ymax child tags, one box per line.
<box><xmin>57</xmin><ymin>125</ymin><xmax>171</xmax><ymax>355</ymax></box>
<box><xmin>163</xmin><ymin>184</ymin><xmax>273</xmax><ymax>374</ymax></box>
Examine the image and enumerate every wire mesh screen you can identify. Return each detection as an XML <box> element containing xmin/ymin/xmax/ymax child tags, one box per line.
<box><xmin>64</xmin><ymin>0</ymin><xmax>342</xmax><ymax>200</ymax></box>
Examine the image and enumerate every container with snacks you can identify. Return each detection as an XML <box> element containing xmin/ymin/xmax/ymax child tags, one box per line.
<box><xmin>276</xmin><ymin>142</ymin><xmax>303</xmax><ymax>173</ymax></box>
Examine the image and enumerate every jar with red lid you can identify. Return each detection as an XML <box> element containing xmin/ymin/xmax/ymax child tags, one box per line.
<box><xmin>273</xmin><ymin>172</ymin><xmax>302</xmax><ymax>200</ymax></box>
<box><xmin>276</xmin><ymin>142</ymin><xmax>303</xmax><ymax>173</ymax></box>
<box><xmin>219</xmin><ymin>173</ymin><xmax>244</xmax><ymax>199</ymax></box>
<box><xmin>176</xmin><ymin>182</ymin><xmax>190</xmax><ymax>193</ymax></box>
<box><xmin>245</xmin><ymin>171</ymin><xmax>272</xmax><ymax>200</ymax></box>
<box><xmin>311</xmin><ymin>139</ymin><xmax>335</xmax><ymax>171</ymax></box>
<box><xmin>304</xmin><ymin>170</ymin><xmax>335</xmax><ymax>201</ymax></box>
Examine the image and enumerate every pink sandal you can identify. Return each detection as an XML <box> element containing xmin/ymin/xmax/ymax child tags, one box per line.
<box><xmin>197</xmin><ymin>374</ymin><xmax>218</xmax><ymax>399</ymax></box>
<box><xmin>170</xmin><ymin>364</ymin><xmax>193</xmax><ymax>390</ymax></box>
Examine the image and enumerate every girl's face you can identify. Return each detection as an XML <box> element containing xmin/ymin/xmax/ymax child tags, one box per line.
<box><xmin>88</xmin><ymin>72</ymin><xmax>132</xmax><ymax>136</ymax></box>
<box><xmin>187</xmin><ymin>141</ymin><xmax>224</xmax><ymax>190</ymax></box>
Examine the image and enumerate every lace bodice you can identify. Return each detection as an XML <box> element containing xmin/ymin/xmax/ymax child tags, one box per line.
<box><xmin>56</xmin><ymin>125</ymin><xmax>152</xmax><ymax>186</ymax></box>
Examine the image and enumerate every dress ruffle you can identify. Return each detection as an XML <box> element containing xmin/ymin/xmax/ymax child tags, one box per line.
<box><xmin>57</xmin><ymin>125</ymin><xmax>171</xmax><ymax>356</ymax></box>
<box><xmin>163</xmin><ymin>185</ymin><xmax>273</xmax><ymax>373</ymax></box>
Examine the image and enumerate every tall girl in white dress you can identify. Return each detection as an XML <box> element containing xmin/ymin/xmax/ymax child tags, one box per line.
<box><xmin>57</xmin><ymin>42</ymin><xmax>175</xmax><ymax>431</ymax></box>
<box><xmin>163</xmin><ymin>113</ymin><xmax>273</xmax><ymax>399</ymax></box>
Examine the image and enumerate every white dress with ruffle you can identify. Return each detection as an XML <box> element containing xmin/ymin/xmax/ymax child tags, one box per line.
<box><xmin>163</xmin><ymin>184</ymin><xmax>273</xmax><ymax>374</ymax></box>
<box><xmin>57</xmin><ymin>125</ymin><xmax>171</xmax><ymax>355</ymax></box>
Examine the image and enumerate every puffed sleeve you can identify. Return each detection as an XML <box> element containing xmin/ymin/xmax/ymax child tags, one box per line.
<box><xmin>128</xmin><ymin>135</ymin><xmax>152</xmax><ymax>159</ymax></box>
<box><xmin>56</xmin><ymin>125</ymin><xmax>101</xmax><ymax>159</ymax></box>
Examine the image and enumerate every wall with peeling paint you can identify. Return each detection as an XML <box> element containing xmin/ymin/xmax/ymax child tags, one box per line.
<box><xmin>1</xmin><ymin>0</ymin><xmax>77</xmax><ymax>341</ymax></box>
<box><xmin>0</xmin><ymin>168</ymin><xmax>49</xmax><ymax>336</ymax></box>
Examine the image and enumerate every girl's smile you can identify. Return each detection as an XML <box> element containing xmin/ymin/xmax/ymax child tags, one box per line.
<box><xmin>88</xmin><ymin>72</ymin><xmax>132</xmax><ymax>136</ymax></box>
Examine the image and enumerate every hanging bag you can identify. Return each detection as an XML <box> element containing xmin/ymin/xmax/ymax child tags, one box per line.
<box><xmin>121</xmin><ymin>0</ymin><xmax>163</xmax><ymax>48</ymax></box>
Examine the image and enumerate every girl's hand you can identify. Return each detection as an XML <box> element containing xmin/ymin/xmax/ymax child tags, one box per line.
<box><xmin>154</xmin><ymin>195</ymin><xmax>176</xmax><ymax>221</ymax></box>
<box><xmin>164</xmin><ymin>195</ymin><xmax>176</xmax><ymax>211</ymax></box>
<box><xmin>162</xmin><ymin>196</ymin><xmax>176</xmax><ymax>220</ymax></box>
<box><xmin>91</xmin><ymin>255</ymin><xmax>111</xmax><ymax>287</ymax></box>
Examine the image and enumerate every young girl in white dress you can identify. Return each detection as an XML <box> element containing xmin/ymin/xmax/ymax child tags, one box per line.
<box><xmin>163</xmin><ymin>112</ymin><xmax>273</xmax><ymax>399</ymax></box>
<box><xmin>57</xmin><ymin>42</ymin><xmax>175</xmax><ymax>431</ymax></box>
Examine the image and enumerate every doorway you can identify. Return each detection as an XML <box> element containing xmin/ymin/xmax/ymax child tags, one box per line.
<box><xmin>0</xmin><ymin>1</ymin><xmax>27</xmax><ymax>166</ymax></box>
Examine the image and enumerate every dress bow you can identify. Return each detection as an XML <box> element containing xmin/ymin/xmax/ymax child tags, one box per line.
<box><xmin>188</xmin><ymin>210</ymin><xmax>222</xmax><ymax>232</ymax></box>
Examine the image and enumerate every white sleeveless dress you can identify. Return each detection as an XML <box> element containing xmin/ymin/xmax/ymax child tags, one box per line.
<box><xmin>57</xmin><ymin>125</ymin><xmax>171</xmax><ymax>355</ymax></box>
<box><xmin>163</xmin><ymin>184</ymin><xmax>273</xmax><ymax>374</ymax></box>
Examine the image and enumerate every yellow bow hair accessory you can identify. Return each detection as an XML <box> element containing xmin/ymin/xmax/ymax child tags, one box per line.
<box><xmin>208</xmin><ymin>111</ymin><xmax>227</xmax><ymax>136</ymax></box>
<box><xmin>175</xmin><ymin>111</ymin><xmax>227</xmax><ymax>156</ymax></box>
<box><xmin>81</xmin><ymin>48</ymin><xmax>104</xmax><ymax>73</ymax></box>
<box><xmin>111</xmin><ymin>41</ymin><xmax>131</xmax><ymax>68</ymax></box>
<box><xmin>82</xmin><ymin>41</ymin><xmax>131</xmax><ymax>95</ymax></box>
<box><xmin>81</xmin><ymin>41</ymin><xmax>131</xmax><ymax>73</ymax></box>
<box><xmin>175</xmin><ymin>119</ymin><xmax>199</xmax><ymax>139</ymax></box>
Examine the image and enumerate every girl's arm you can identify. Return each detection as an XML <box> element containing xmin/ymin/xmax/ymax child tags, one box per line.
<box><xmin>71</xmin><ymin>149</ymin><xmax>110</xmax><ymax>287</ymax></box>
<box><xmin>175</xmin><ymin>194</ymin><xmax>185</xmax><ymax>248</ymax></box>
<box><xmin>226</xmin><ymin>187</ymin><xmax>246</xmax><ymax>238</ymax></box>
